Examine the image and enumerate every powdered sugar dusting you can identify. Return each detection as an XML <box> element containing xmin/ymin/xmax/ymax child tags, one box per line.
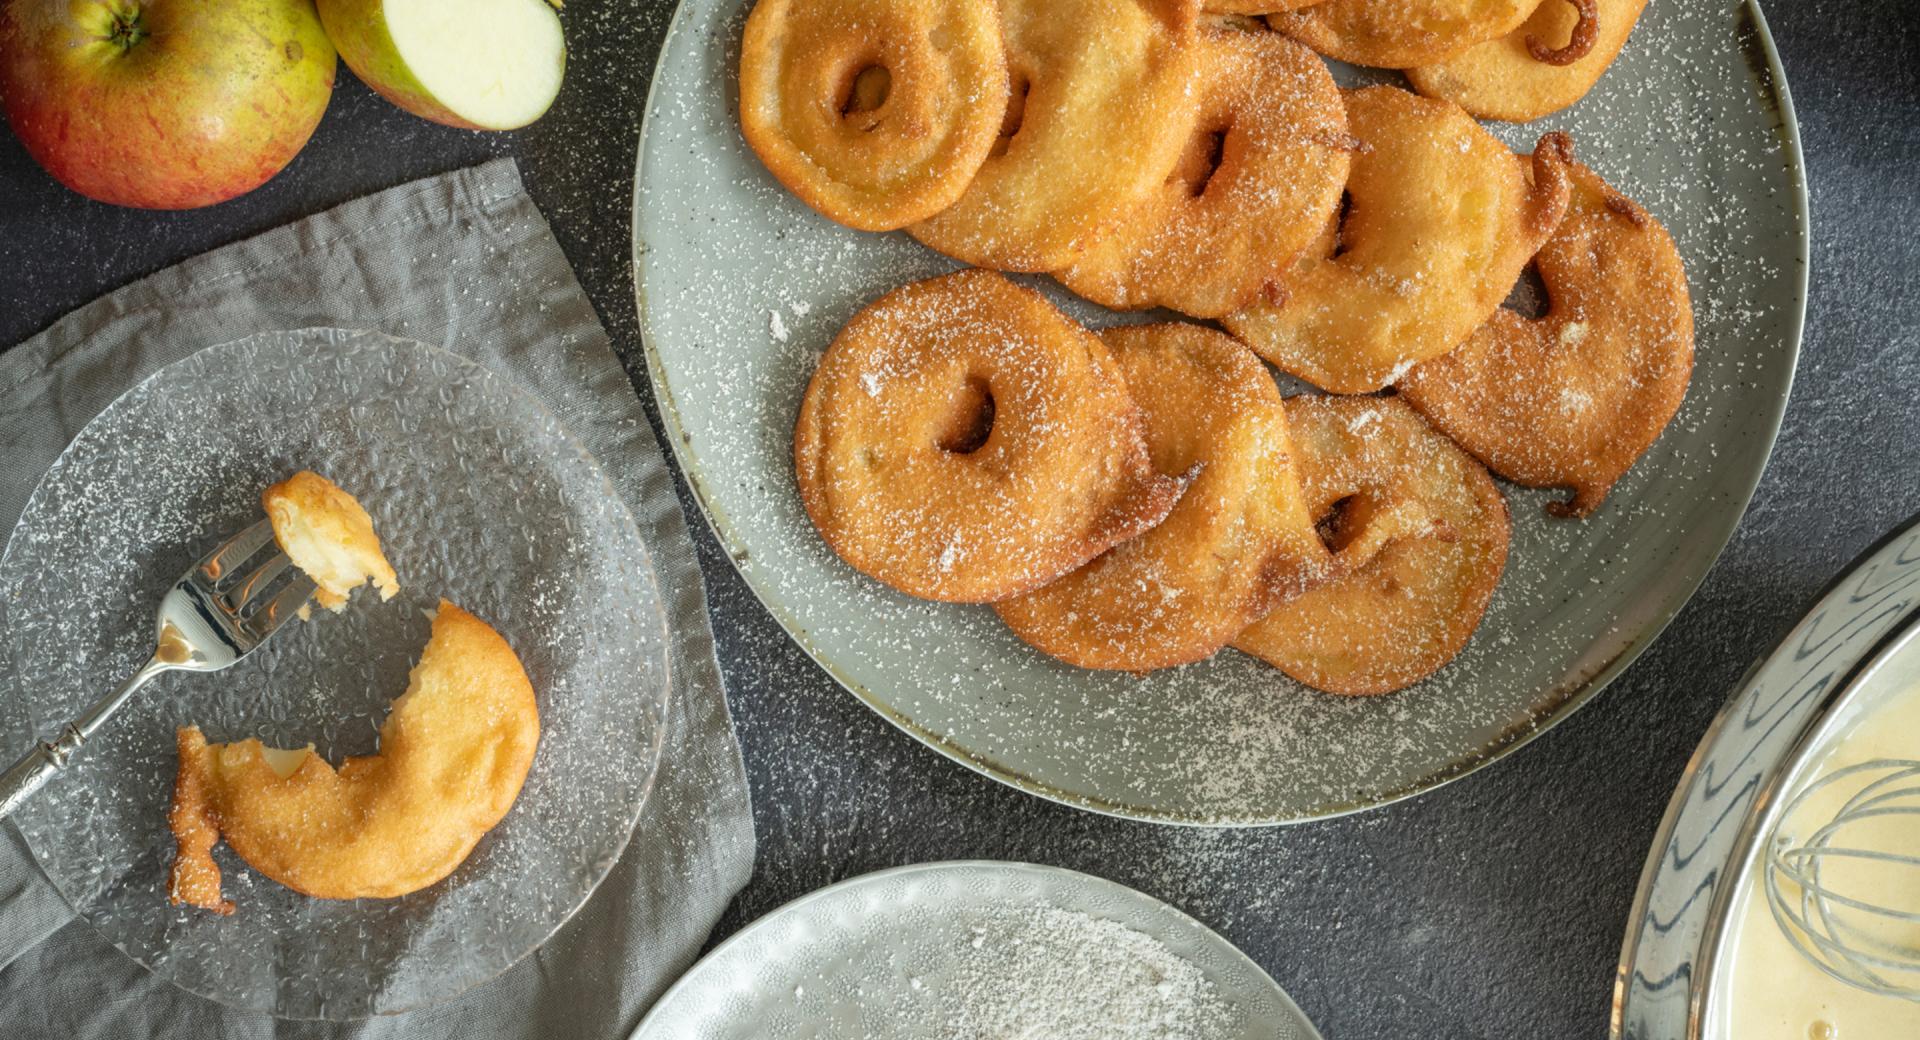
<box><xmin>945</xmin><ymin>906</ymin><xmax>1235</xmax><ymax>1040</ymax></box>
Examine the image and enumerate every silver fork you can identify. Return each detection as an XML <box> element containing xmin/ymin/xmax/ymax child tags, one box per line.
<box><xmin>0</xmin><ymin>518</ymin><xmax>314</xmax><ymax>819</ymax></box>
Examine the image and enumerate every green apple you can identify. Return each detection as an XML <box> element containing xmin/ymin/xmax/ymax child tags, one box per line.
<box><xmin>317</xmin><ymin>0</ymin><xmax>564</xmax><ymax>131</ymax></box>
<box><xmin>0</xmin><ymin>0</ymin><xmax>337</xmax><ymax>209</ymax></box>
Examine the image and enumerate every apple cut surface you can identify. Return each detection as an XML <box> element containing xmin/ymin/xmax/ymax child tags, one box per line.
<box><xmin>320</xmin><ymin>0</ymin><xmax>564</xmax><ymax>131</ymax></box>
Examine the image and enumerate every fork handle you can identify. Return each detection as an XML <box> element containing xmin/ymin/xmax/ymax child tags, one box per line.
<box><xmin>0</xmin><ymin>728</ymin><xmax>85</xmax><ymax>819</ymax></box>
<box><xmin>0</xmin><ymin>653</ymin><xmax>171</xmax><ymax>821</ymax></box>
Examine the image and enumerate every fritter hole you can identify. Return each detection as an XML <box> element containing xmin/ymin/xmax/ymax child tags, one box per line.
<box><xmin>936</xmin><ymin>377</ymin><xmax>996</xmax><ymax>455</ymax></box>
<box><xmin>1315</xmin><ymin>495</ymin><xmax>1363</xmax><ymax>553</ymax></box>
<box><xmin>1173</xmin><ymin>126</ymin><xmax>1230</xmax><ymax>198</ymax></box>
<box><xmin>991</xmin><ymin>72</ymin><xmax>1031</xmax><ymax>156</ymax></box>
<box><xmin>841</xmin><ymin>64</ymin><xmax>892</xmax><ymax>118</ymax></box>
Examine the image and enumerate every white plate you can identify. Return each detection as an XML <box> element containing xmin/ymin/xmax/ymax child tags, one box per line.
<box><xmin>632</xmin><ymin>0</ymin><xmax>1809</xmax><ymax>823</ymax></box>
<box><xmin>632</xmin><ymin>861</ymin><xmax>1322</xmax><ymax>1040</ymax></box>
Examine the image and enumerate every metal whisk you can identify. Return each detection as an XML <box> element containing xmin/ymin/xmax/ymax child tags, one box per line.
<box><xmin>1764</xmin><ymin>758</ymin><xmax>1920</xmax><ymax>1000</ymax></box>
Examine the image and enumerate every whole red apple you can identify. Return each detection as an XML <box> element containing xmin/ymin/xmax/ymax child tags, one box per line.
<box><xmin>0</xmin><ymin>0</ymin><xmax>337</xmax><ymax>209</ymax></box>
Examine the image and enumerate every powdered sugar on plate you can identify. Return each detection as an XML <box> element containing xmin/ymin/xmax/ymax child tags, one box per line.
<box><xmin>943</xmin><ymin>906</ymin><xmax>1236</xmax><ymax>1040</ymax></box>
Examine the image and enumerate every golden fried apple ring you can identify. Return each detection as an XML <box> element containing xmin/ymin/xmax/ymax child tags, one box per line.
<box><xmin>1055</xmin><ymin>28</ymin><xmax>1349</xmax><ymax>319</ymax></box>
<box><xmin>1222</xmin><ymin>87</ymin><xmax>1572</xmax><ymax>394</ymax></box>
<box><xmin>1203</xmin><ymin>1</ymin><xmax>1323</xmax><ymax>15</ymax></box>
<box><xmin>1268</xmin><ymin>0</ymin><xmax>1536</xmax><ymax>68</ymax></box>
<box><xmin>907</xmin><ymin>0</ymin><xmax>1203</xmax><ymax>272</ymax></box>
<box><xmin>169</xmin><ymin>601</ymin><xmax>540</xmax><ymax>910</ymax></box>
<box><xmin>1407</xmin><ymin>0</ymin><xmax>1647</xmax><ymax>122</ymax></box>
<box><xmin>738</xmin><ymin>0</ymin><xmax>1008</xmax><ymax>231</ymax></box>
<box><xmin>263</xmin><ymin>470</ymin><xmax>399</xmax><ymax>612</ymax></box>
<box><xmin>996</xmin><ymin>324</ymin><xmax>1335</xmax><ymax>671</ymax></box>
<box><xmin>1399</xmin><ymin>160</ymin><xmax>1692</xmax><ymax>517</ymax></box>
<box><xmin>795</xmin><ymin>270</ymin><xmax>1188</xmax><ymax>603</ymax></box>
<box><xmin>1234</xmin><ymin>396</ymin><xmax>1509</xmax><ymax>696</ymax></box>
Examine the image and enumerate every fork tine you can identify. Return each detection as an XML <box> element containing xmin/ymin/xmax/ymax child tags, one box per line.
<box><xmin>220</xmin><ymin>553</ymin><xmax>292</xmax><ymax>616</ymax></box>
<box><xmin>242</xmin><ymin>573</ymin><xmax>317</xmax><ymax>642</ymax></box>
<box><xmin>198</xmin><ymin>518</ymin><xmax>276</xmax><ymax>583</ymax></box>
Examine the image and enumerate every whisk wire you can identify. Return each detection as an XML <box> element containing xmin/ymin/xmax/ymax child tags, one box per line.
<box><xmin>1764</xmin><ymin>759</ymin><xmax>1920</xmax><ymax>1001</ymax></box>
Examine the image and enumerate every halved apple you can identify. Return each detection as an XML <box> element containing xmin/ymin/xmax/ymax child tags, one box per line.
<box><xmin>317</xmin><ymin>0</ymin><xmax>564</xmax><ymax>131</ymax></box>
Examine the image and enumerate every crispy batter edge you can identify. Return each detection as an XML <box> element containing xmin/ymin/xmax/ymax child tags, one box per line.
<box><xmin>167</xmin><ymin>726</ymin><xmax>234</xmax><ymax>915</ymax></box>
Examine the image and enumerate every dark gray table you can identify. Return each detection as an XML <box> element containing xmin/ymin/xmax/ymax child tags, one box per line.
<box><xmin>2</xmin><ymin>3</ymin><xmax>1915</xmax><ymax>1037</ymax></box>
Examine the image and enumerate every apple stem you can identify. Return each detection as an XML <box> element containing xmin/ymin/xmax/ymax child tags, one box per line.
<box><xmin>108</xmin><ymin>9</ymin><xmax>148</xmax><ymax>52</ymax></box>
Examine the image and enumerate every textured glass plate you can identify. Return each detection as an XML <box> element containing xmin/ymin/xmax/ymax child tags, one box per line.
<box><xmin>632</xmin><ymin>861</ymin><xmax>1321</xmax><ymax>1040</ymax></box>
<box><xmin>0</xmin><ymin>329</ymin><xmax>671</xmax><ymax>1019</ymax></box>
<box><xmin>632</xmin><ymin>0</ymin><xmax>1809</xmax><ymax>824</ymax></box>
<box><xmin>1613</xmin><ymin>516</ymin><xmax>1920</xmax><ymax>1039</ymax></box>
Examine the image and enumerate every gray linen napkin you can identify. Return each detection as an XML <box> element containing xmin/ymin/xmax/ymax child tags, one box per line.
<box><xmin>0</xmin><ymin>159</ymin><xmax>755</xmax><ymax>1037</ymax></box>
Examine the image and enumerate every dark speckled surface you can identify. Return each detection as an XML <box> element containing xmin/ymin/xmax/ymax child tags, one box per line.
<box><xmin>2</xmin><ymin>2</ymin><xmax>1917</xmax><ymax>1037</ymax></box>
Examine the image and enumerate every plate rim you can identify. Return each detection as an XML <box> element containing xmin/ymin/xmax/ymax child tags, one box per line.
<box><xmin>0</xmin><ymin>327</ymin><xmax>675</xmax><ymax>1019</ymax></box>
<box><xmin>628</xmin><ymin>859</ymin><xmax>1324</xmax><ymax>1040</ymax></box>
<box><xmin>629</xmin><ymin>0</ymin><xmax>1812</xmax><ymax>826</ymax></box>
<box><xmin>1609</xmin><ymin>1</ymin><xmax>1816</xmax><ymax>1030</ymax></box>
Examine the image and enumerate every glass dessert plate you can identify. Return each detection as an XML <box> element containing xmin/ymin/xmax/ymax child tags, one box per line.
<box><xmin>0</xmin><ymin>329</ymin><xmax>671</xmax><ymax>1019</ymax></box>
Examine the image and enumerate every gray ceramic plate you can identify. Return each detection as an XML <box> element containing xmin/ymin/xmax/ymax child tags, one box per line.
<box><xmin>632</xmin><ymin>0</ymin><xmax>1808</xmax><ymax>824</ymax></box>
<box><xmin>1613</xmin><ymin>516</ymin><xmax>1920</xmax><ymax>1039</ymax></box>
<box><xmin>631</xmin><ymin>861</ymin><xmax>1322</xmax><ymax>1040</ymax></box>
